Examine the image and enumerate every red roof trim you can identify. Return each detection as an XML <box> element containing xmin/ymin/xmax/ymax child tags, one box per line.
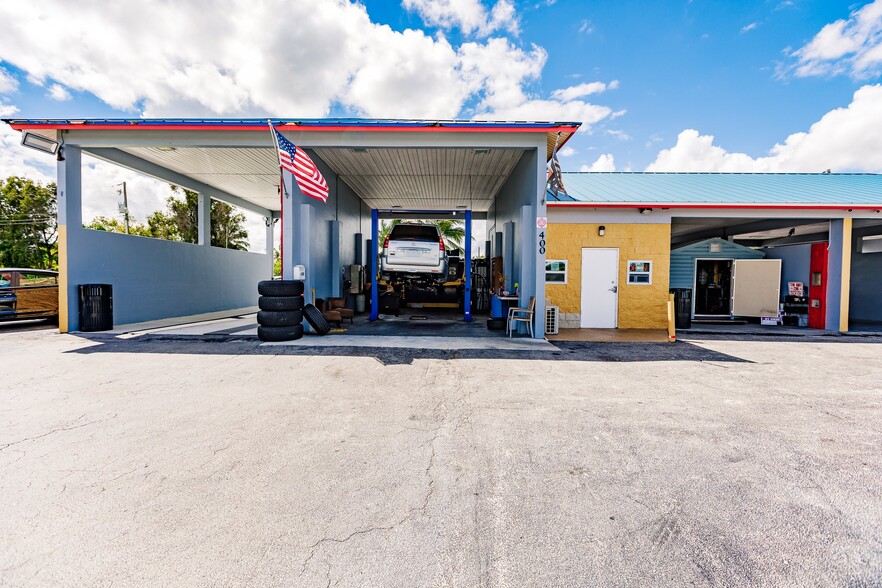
<box><xmin>548</xmin><ymin>202</ymin><xmax>882</xmax><ymax>211</ymax></box>
<box><xmin>9</xmin><ymin>123</ymin><xmax>581</xmax><ymax>134</ymax></box>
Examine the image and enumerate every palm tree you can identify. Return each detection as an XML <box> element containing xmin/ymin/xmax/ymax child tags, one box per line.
<box><xmin>378</xmin><ymin>219</ymin><xmax>465</xmax><ymax>251</ymax></box>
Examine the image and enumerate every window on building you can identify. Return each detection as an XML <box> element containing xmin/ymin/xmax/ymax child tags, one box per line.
<box><xmin>546</xmin><ymin>259</ymin><xmax>568</xmax><ymax>283</ymax></box>
<box><xmin>627</xmin><ymin>260</ymin><xmax>652</xmax><ymax>285</ymax></box>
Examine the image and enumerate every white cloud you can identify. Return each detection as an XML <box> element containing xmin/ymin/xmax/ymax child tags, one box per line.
<box><xmin>740</xmin><ymin>22</ymin><xmax>759</xmax><ymax>34</ymax></box>
<box><xmin>0</xmin><ymin>116</ymin><xmax>54</xmax><ymax>184</ymax></box>
<box><xmin>47</xmin><ymin>83</ymin><xmax>71</xmax><ymax>101</ymax></box>
<box><xmin>789</xmin><ymin>0</ymin><xmax>882</xmax><ymax>78</ymax></box>
<box><xmin>580</xmin><ymin>153</ymin><xmax>616</xmax><ymax>172</ymax></box>
<box><xmin>578</xmin><ymin>19</ymin><xmax>594</xmax><ymax>35</ymax></box>
<box><xmin>0</xmin><ymin>67</ymin><xmax>17</xmax><ymax>94</ymax></box>
<box><xmin>646</xmin><ymin>84</ymin><xmax>882</xmax><ymax>172</ymax></box>
<box><xmin>605</xmin><ymin>129</ymin><xmax>631</xmax><ymax>141</ymax></box>
<box><xmin>551</xmin><ymin>80</ymin><xmax>618</xmax><ymax>101</ymax></box>
<box><xmin>402</xmin><ymin>0</ymin><xmax>519</xmax><ymax>36</ymax></box>
<box><xmin>0</xmin><ymin>0</ymin><xmax>614</xmax><ymax>127</ymax></box>
<box><xmin>558</xmin><ymin>146</ymin><xmax>575</xmax><ymax>157</ymax></box>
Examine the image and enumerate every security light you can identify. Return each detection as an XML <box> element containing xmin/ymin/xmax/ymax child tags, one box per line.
<box><xmin>352</xmin><ymin>148</ymin><xmax>368</xmax><ymax>153</ymax></box>
<box><xmin>598</xmin><ymin>226</ymin><xmax>606</xmax><ymax>237</ymax></box>
<box><xmin>157</xmin><ymin>146</ymin><xmax>177</xmax><ymax>152</ymax></box>
<box><xmin>21</xmin><ymin>131</ymin><xmax>59</xmax><ymax>155</ymax></box>
<box><xmin>639</xmin><ymin>208</ymin><xmax>653</xmax><ymax>215</ymax></box>
<box><xmin>474</xmin><ymin>148</ymin><xmax>490</xmax><ymax>154</ymax></box>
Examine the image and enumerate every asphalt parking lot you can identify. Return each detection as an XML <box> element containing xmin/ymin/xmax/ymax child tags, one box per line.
<box><xmin>1</xmin><ymin>327</ymin><xmax>880</xmax><ymax>587</ymax></box>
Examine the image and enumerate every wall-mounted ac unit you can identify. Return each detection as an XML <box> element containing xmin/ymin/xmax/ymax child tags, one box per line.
<box><xmin>545</xmin><ymin>306</ymin><xmax>559</xmax><ymax>335</ymax></box>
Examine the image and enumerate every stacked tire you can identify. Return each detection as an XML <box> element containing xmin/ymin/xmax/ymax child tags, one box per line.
<box><xmin>257</xmin><ymin>280</ymin><xmax>304</xmax><ymax>342</ymax></box>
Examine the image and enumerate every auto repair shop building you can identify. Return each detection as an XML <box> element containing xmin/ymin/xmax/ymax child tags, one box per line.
<box><xmin>4</xmin><ymin>118</ymin><xmax>577</xmax><ymax>338</ymax></box>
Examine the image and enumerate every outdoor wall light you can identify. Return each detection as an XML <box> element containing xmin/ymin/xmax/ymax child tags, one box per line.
<box><xmin>639</xmin><ymin>207</ymin><xmax>653</xmax><ymax>215</ymax></box>
<box><xmin>21</xmin><ymin>131</ymin><xmax>59</xmax><ymax>155</ymax></box>
<box><xmin>599</xmin><ymin>225</ymin><xmax>606</xmax><ymax>236</ymax></box>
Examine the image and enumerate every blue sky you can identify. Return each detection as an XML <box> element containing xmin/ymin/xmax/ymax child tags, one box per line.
<box><xmin>2</xmin><ymin>0</ymin><xmax>882</xmax><ymax>205</ymax></box>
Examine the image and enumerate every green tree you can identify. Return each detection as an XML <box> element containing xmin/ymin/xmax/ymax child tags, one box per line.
<box><xmin>85</xmin><ymin>215</ymin><xmax>153</xmax><ymax>237</ymax></box>
<box><xmin>0</xmin><ymin>176</ymin><xmax>58</xmax><ymax>269</ymax></box>
<box><xmin>143</xmin><ymin>186</ymin><xmax>250</xmax><ymax>250</ymax></box>
<box><xmin>378</xmin><ymin>219</ymin><xmax>465</xmax><ymax>252</ymax></box>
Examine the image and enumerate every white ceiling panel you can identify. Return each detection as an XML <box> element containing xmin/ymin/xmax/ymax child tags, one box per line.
<box><xmin>118</xmin><ymin>146</ymin><xmax>525</xmax><ymax>212</ymax></box>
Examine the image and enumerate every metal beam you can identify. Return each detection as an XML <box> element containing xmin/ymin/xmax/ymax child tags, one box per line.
<box><xmin>84</xmin><ymin>147</ymin><xmax>272</xmax><ymax>217</ymax></box>
<box><xmin>377</xmin><ymin>210</ymin><xmax>487</xmax><ymax>220</ymax></box>
<box><xmin>672</xmin><ymin>218</ymin><xmax>825</xmax><ymax>245</ymax></box>
<box><xmin>749</xmin><ymin>230</ymin><xmax>831</xmax><ymax>248</ymax></box>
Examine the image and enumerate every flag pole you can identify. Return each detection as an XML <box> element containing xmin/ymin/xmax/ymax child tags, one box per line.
<box><xmin>268</xmin><ymin>119</ymin><xmax>288</xmax><ymax>198</ymax></box>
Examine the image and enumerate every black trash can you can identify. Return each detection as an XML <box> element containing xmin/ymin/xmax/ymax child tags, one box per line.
<box><xmin>79</xmin><ymin>284</ymin><xmax>113</xmax><ymax>331</ymax></box>
<box><xmin>670</xmin><ymin>288</ymin><xmax>692</xmax><ymax>329</ymax></box>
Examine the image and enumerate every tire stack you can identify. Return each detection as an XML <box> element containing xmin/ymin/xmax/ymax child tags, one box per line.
<box><xmin>257</xmin><ymin>280</ymin><xmax>304</xmax><ymax>342</ymax></box>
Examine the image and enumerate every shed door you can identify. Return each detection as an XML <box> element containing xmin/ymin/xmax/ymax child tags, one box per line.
<box><xmin>731</xmin><ymin>259</ymin><xmax>782</xmax><ymax>317</ymax></box>
<box><xmin>581</xmin><ymin>248</ymin><xmax>619</xmax><ymax>328</ymax></box>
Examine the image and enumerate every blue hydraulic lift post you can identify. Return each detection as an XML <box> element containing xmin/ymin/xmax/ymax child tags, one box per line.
<box><xmin>463</xmin><ymin>209</ymin><xmax>472</xmax><ymax>322</ymax></box>
<box><xmin>370</xmin><ymin>208</ymin><xmax>379</xmax><ymax>321</ymax></box>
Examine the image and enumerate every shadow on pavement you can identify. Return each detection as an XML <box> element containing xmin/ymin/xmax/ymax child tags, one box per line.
<box><xmin>66</xmin><ymin>334</ymin><xmax>753</xmax><ymax>366</ymax></box>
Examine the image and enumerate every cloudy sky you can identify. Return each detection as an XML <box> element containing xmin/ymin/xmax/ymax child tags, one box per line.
<box><xmin>2</xmin><ymin>0</ymin><xmax>882</xmax><ymax>246</ymax></box>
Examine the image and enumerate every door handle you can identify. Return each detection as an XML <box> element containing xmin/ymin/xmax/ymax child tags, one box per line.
<box><xmin>609</xmin><ymin>286</ymin><xmax>618</xmax><ymax>293</ymax></box>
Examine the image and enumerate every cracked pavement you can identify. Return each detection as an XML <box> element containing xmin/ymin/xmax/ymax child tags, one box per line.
<box><xmin>1</xmin><ymin>328</ymin><xmax>881</xmax><ymax>586</ymax></box>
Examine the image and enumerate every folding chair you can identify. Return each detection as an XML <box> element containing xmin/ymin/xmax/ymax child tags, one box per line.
<box><xmin>507</xmin><ymin>296</ymin><xmax>535</xmax><ymax>338</ymax></box>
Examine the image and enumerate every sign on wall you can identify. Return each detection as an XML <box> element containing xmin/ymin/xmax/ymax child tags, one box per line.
<box><xmin>627</xmin><ymin>260</ymin><xmax>652</xmax><ymax>285</ymax></box>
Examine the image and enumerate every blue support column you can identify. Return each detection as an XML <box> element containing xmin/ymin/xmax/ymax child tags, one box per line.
<box><xmin>463</xmin><ymin>210</ymin><xmax>473</xmax><ymax>322</ymax></box>
<box><xmin>370</xmin><ymin>209</ymin><xmax>379</xmax><ymax>321</ymax></box>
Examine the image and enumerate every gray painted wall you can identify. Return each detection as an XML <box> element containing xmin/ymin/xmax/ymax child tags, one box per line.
<box><xmin>762</xmin><ymin>244</ymin><xmax>811</xmax><ymax>299</ymax></box>
<box><xmin>850</xmin><ymin>225</ymin><xmax>882</xmax><ymax>324</ymax></box>
<box><xmin>488</xmin><ymin>149</ymin><xmax>536</xmax><ymax>294</ymax></box>
<box><xmin>68</xmin><ymin>227</ymin><xmax>270</xmax><ymax>329</ymax></box>
<box><xmin>284</xmin><ymin>150</ymin><xmax>370</xmax><ymax>303</ymax></box>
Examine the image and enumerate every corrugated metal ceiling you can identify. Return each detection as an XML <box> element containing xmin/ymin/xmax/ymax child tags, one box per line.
<box><xmin>119</xmin><ymin>146</ymin><xmax>525</xmax><ymax>212</ymax></box>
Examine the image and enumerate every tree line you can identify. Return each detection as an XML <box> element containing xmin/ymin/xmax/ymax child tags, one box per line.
<box><xmin>0</xmin><ymin>177</ymin><xmax>249</xmax><ymax>270</ymax></box>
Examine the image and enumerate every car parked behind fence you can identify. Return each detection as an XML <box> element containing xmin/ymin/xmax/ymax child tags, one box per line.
<box><xmin>0</xmin><ymin>268</ymin><xmax>59</xmax><ymax>322</ymax></box>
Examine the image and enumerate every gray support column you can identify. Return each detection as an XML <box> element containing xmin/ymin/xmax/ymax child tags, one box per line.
<box><xmin>533</xmin><ymin>146</ymin><xmax>547</xmax><ymax>339</ymax></box>
<box><xmin>826</xmin><ymin>219</ymin><xmax>853</xmax><ymax>331</ymax></box>
<box><xmin>57</xmin><ymin>144</ymin><xmax>82</xmax><ymax>333</ymax></box>
<box><xmin>503</xmin><ymin>221</ymin><xmax>515</xmax><ymax>289</ymax></box>
<box><xmin>494</xmin><ymin>231</ymin><xmax>503</xmax><ymax>260</ymax></box>
<box><xmin>295</xmin><ymin>204</ymin><xmax>314</xmax><ymax>301</ymax></box>
<box><xmin>330</xmin><ymin>220</ymin><xmax>341</xmax><ymax>296</ymax></box>
<box><xmin>197</xmin><ymin>193</ymin><xmax>211</xmax><ymax>246</ymax></box>
<box><xmin>265</xmin><ymin>217</ymin><xmax>275</xmax><ymax>276</ymax></box>
<box><xmin>281</xmin><ymin>176</ymin><xmax>295</xmax><ymax>280</ymax></box>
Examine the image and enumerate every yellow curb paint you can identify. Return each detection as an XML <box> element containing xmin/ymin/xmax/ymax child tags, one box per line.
<box><xmin>839</xmin><ymin>218</ymin><xmax>852</xmax><ymax>333</ymax></box>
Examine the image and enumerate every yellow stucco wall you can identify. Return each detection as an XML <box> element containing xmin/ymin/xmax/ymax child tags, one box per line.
<box><xmin>545</xmin><ymin>223</ymin><xmax>671</xmax><ymax>329</ymax></box>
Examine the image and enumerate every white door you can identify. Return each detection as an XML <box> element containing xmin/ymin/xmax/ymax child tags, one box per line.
<box><xmin>731</xmin><ymin>259</ymin><xmax>782</xmax><ymax>317</ymax></box>
<box><xmin>581</xmin><ymin>248</ymin><xmax>619</xmax><ymax>328</ymax></box>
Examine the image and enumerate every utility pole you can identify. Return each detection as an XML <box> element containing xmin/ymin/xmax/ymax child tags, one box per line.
<box><xmin>122</xmin><ymin>181</ymin><xmax>129</xmax><ymax>235</ymax></box>
<box><xmin>116</xmin><ymin>182</ymin><xmax>130</xmax><ymax>234</ymax></box>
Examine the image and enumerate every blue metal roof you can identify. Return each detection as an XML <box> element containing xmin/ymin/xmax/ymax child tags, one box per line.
<box><xmin>549</xmin><ymin>172</ymin><xmax>882</xmax><ymax>207</ymax></box>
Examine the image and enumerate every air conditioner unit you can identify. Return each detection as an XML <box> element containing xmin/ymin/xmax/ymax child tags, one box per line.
<box><xmin>545</xmin><ymin>305</ymin><xmax>559</xmax><ymax>335</ymax></box>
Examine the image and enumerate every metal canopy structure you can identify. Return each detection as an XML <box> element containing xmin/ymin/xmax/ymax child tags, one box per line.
<box><xmin>5</xmin><ymin>117</ymin><xmax>578</xmax><ymax>215</ymax></box>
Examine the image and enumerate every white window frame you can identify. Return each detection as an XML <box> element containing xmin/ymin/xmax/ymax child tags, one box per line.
<box><xmin>627</xmin><ymin>259</ymin><xmax>653</xmax><ymax>286</ymax></box>
<box><xmin>545</xmin><ymin>259</ymin><xmax>568</xmax><ymax>284</ymax></box>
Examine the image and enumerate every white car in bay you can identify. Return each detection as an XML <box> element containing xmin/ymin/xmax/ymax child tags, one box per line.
<box><xmin>380</xmin><ymin>223</ymin><xmax>449</xmax><ymax>283</ymax></box>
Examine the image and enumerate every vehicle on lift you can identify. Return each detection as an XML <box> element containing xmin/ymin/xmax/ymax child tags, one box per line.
<box><xmin>380</xmin><ymin>223</ymin><xmax>449</xmax><ymax>284</ymax></box>
<box><xmin>0</xmin><ymin>268</ymin><xmax>59</xmax><ymax>322</ymax></box>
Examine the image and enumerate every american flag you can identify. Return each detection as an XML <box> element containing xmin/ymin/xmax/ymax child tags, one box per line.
<box><xmin>270</xmin><ymin>125</ymin><xmax>329</xmax><ymax>203</ymax></box>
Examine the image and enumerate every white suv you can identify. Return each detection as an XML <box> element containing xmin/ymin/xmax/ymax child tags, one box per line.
<box><xmin>380</xmin><ymin>223</ymin><xmax>449</xmax><ymax>283</ymax></box>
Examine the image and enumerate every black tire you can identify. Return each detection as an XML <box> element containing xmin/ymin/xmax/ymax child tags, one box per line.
<box><xmin>258</xmin><ymin>296</ymin><xmax>304</xmax><ymax>311</ymax></box>
<box><xmin>487</xmin><ymin>317</ymin><xmax>506</xmax><ymax>331</ymax></box>
<box><xmin>258</xmin><ymin>280</ymin><xmax>304</xmax><ymax>297</ymax></box>
<box><xmin>257</xmin><ymin>310</ymin><xmax>303</xmax><ymax>327</ymax></box>
<box><xmin>257</xmin><ymin>324</ymin><xmax>303</xmax><ymax>342</ymax></box>
<box><xmin>303</xmin><ymin>303</ymin><xmax>331</xmax><ymax>335</ymax></box>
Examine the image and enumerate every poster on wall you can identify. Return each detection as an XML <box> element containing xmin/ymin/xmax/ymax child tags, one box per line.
<box><xmin>627</xmin><ymin>260</ymin><xmax>652</xmax><ymax>284</ymax></box>
<box><xmin>788</xmin><ymin>282</ymin><xmax>804</xmax><ymax>297</ymax></box>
